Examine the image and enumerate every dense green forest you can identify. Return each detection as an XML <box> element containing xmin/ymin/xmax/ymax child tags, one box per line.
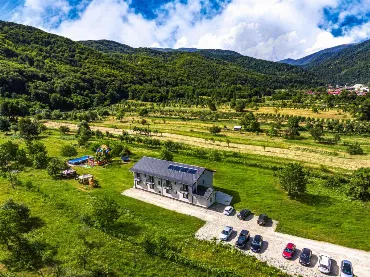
<box><xmin>310</xmin><ymin>39</ymin><xmax>370</xmax><ymax>84</ymax></box>
<box><xmin>0</xmin><ymin>21</ymin><xmax>324</xmax><ymax>113</ymax></box>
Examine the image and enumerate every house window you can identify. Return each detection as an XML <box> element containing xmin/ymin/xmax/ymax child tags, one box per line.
<box><xmin>149</xmin><ymin>183</ymin><xmax>154</xmax><ymax>189</ymax></box>
<box><xmin>183</xmin><ymin>193</ymin><xmax>188</xmax><ymax>199</ymax></box>
<box><xmin>136</xmin><ymin>173</ymin><xmax>140</xmax><ymax>178</ymax></box>
<box><xmin>166</xmin><ymin>189</ymin><xmax>171</xmax><ymax>194</ymax></box>
<box><xmin>148</xmin><ymin>176</ymin><xmax>154</xmax><ymax>183</ymax></box>
<box><xmin>182</xmin><ymin>185</ymin><xmax>188</xmax><ymax>192</ymax></box>
<box><xmin>158</xmin><ymin>180</ymin><xmax>161</xmax><ymax>186</ymax></box>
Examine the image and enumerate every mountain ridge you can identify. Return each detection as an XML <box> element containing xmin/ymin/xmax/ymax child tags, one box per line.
<box><xmin>279</xmin><ymin>44</ymin><xmax>355</xmax><ymax>68</ymax></box>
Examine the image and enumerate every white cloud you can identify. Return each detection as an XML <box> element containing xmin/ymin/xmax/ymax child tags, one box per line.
<box><xmin>9</xmin><ymin>0</ymin><xmax>370</xmax><ymax>61</ymax></box>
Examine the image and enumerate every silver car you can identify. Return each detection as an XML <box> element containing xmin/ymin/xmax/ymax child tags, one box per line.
<box><xmin>340</xmin><ymin>260</ymin><xmax>353</xmax><ymax>277</ymax></box>
<box><xmin>219</xmin><ymin>226</ymin><xmax>233</xmax><ymax>241</ymax></box>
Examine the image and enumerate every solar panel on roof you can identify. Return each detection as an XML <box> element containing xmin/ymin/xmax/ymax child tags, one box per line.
<box><xmin>168</xmin><ymin>165</ymin><xmax>175</xmax><ymax>170</ymax></box>
<box><xmin>188</xmin><ymin>169</ymin><xmax>197</xmax><ymax>174</ymax></box>
<box><xmin>180</xmin><ymin>167</ymin><xmax>189</xmax><ymax>172</ymax></box>
<box><xmin>173</xmin><ymin>166</ymin><xmax>182</xmax><ymax>171</ymax></box>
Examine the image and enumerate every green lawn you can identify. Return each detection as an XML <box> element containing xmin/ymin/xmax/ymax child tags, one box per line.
<box><xmin>0</xmin><ymin>132</ymin><xmax>291</xmax><ymax>277</ymax></box>
<box><xmin>174</xmin><ymin>155</ymin><xmax>370</xmax><ymax>250</ymax></box>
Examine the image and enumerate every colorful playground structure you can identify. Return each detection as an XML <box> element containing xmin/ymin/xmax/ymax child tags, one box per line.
<box><xmin>67</xmin><ymin>145</ymin><xmax>130</xmax><ymax>167</ymax></box>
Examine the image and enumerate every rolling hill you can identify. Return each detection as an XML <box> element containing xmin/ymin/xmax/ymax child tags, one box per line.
<box><xmin>0</xmin><ymin>20</ymin><xmax>324</xmax><ymax>113</ymax></box>
<box><xmin>308</xmin><ymin>39</ymin><xmax>370</xmax><ymax>84</ymax></box>
<box><xmin>279</xmin><ymin>44</ymin><xmax>354</xmax><ymax>68</ymax></box>
<box><xmin>81</xmin><ymin>39</ymin><xmax>322</xmax><ymax>88</ymax></box>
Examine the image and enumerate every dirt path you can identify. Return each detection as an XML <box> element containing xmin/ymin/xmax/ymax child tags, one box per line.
<box><xmin>45</xmin><ymin>121</ymin><xmax>370</xmax><ymax>170</ymax></box>
<box><xmin>123</xmin><ymin>188</ymin><xmax>370</xmax><ymax>277</ymax></box>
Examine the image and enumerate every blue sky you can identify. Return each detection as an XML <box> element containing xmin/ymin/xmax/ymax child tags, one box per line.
<box><xmin>1</xmin><ymin>0</ymin><xmax>370</xmax><ymax>61</ymax></box>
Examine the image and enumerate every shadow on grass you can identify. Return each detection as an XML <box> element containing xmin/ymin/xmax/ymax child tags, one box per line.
<box><xmin>27</xmin><ymin>216</ymin><xmax>45</xmax><ymax>231</ymax></box>
<box><xmin>111</xmin><ymin>221</ymin><xmax>144</xmax><ymax>238</ymax></box>
<box><xmin>295</xmin><ymin>194</ymin><xmax>333</xmax><ymax>207</ymax></box>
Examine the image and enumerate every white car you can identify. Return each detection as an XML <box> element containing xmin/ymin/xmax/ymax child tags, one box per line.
<box><xmin>318</xmin><ymin>254</ymin><xmax>332</xmax><ymax>274</ymax></box>
<box><xmin>219</xmin><ymin>226</ymin><xmax>233</xmax><ymax>241</ymax></box>
<box><xmin>223</xmin><ymin>206</ymin><xmax>234</xmax><ymax>216</ymax></box>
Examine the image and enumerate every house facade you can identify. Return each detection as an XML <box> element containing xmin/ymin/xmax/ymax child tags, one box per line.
<box><xmin>130</xmin><ymin>157</ymin><xmax>216</xmax><ymax>208</ymax></box>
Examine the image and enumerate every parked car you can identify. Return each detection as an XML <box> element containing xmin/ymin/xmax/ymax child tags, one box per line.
<box><xmin>237</xmin><ymin>209</ymin><xmax>251</xmax><ymax>220</ymax></box>
<box><xmin>318</xmin><ymin>254</ymin><xmax>332</xmax><ymax>274</ymax></box>
<box><xmin>235</xmin><ymin>230</ymin><xmax>250</xmax><ymax>249</ymax></box>
<box><xmin>282</xmin><ymin>243</ymin><xmax>296</xmax><ymax>259</ymax></box>
<box><xmin>223</xmin><ymin>206</ymin><xmax>234</xmax><ymax>216</ymax></box>
<box><xmin>257</xmin><ymin>214</ymin><xmax>268</xmax><ymax>226</ymax></box>
<box><xmin>340</xmin><ymin>260</ymin><xmax>353</xmax><ymax>277</ymax></box>
<box><xmin>299</xmin><ymin>248</ymin><xmax>312</xmax><ymax>266</ymax></box>
<box><xmin>219</xmin><ymin>226</ymin><xmax>233</xmax><ymax>241</ymax></box>
<box><xmin>250</xmin><ymin>235</ymin><xmax>263</xmax><ymax>253</ymax></box>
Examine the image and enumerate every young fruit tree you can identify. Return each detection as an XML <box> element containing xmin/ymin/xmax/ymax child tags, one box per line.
<box><xmin>278</xmin><ymin>163</ymin><xmax>307</xmax><ymax>197</ymax></box>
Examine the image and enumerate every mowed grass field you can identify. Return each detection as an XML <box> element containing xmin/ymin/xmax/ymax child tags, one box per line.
<box><xmin>91</xmin><ymin>113</ymin><xmax>370</xmax><ymax>155</ymax></box>
<box><xmin>0</xmin><ymin>132</ymin><xmax>291</xmax><ymax>277</ymax></box>
<box><xmin>3</xmin><ymin>131</ymin><xmax>370</xmax><ymax>251</ymax></box>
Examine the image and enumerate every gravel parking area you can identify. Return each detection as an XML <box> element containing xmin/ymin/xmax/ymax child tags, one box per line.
<box><xmin>123</xmin><ymin>188</ymin><xmax>370</xmax><ymax>277</ymax></box>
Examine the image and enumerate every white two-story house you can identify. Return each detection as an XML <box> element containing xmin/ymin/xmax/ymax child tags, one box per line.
<box><xmin>130</xmin><ymin>156</ymin><xmax>216</xmax><ymax>208</ymax></box>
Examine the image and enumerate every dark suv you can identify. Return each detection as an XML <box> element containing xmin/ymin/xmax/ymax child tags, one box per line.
<box><xmin>250</xmin><ymin>235</ymin><xmax>263</xmax><ymax>253</ymax></box>
<box><xmin>235</xmin><ymin>230</ymin><xmax>250</xmax><ymax>249</ymax></box>
<box><xmin>299</xmin><ymin>248</ymin><xmax>312</xmax><ymax>266</ymax></box>
<box><xmin>237</xmin><ymin>209</ymin><xmax>251</xmax><ymax>220</ymax></box>
<box><xmin>257</xmin><ymin>214</ymin><xmax>268</xmax><ymax>226</ymax></box>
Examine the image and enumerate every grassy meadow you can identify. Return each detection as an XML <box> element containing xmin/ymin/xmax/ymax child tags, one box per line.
<box><xmin>0</xmin><ymin>131</ymin><xmax>291</xmax><ymax>277</ymax></box>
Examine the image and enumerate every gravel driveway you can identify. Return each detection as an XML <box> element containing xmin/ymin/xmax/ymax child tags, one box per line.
<box><xmin>123</xmin><ymin>188</ymin><xmax>370</xmax><ymax>277</ymax></box>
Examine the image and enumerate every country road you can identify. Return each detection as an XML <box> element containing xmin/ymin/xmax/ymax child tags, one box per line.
<box><xmin>123</xmin><ymin>188</ymin><xmax>370</xmax><ymax>277</ymax></box>
<box><xmin>45</xmin><ymin>121</ymin><xmax>370</xmax><ymax>170</ymax></box>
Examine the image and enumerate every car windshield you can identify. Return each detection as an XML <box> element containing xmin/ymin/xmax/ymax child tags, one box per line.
<box><xmin>300</xmin><ymin>253</ymin><xmax>308</xmax><ymax>259</ymax></box>
<box><xmin>285</xmin><ymin>248</ymin><xmax>293</xmax><ymax>253</ymax></box>
<box><xmin>252</xmin><ymin>239</ymin><xmax>261</xmax><ymax>245</ymax></box>
<box><xmin>342</xmin><ymin>264</ymin><xmax>352</xmax><ymax>274</ymax></box>
<box><xmin>222</xmin><ymin>230</ymin><xmax>229</xmax><ymax>235</ymax></box>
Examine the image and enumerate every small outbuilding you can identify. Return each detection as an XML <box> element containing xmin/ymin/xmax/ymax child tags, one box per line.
<box><xmin>234</xmin><ymin>126</ymin><xmax>242</xmax><ymax>131</ymax></box>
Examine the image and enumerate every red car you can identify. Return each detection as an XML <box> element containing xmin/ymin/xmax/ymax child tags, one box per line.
<box><xmin>282</xmin><ymin>243</ymin><xmax>296</xmax><ymax>259</ymax></box>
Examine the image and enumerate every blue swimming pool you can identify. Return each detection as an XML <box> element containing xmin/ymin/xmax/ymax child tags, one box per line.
<box><xmin>68</xmin><ymin>155</ymin><xmax>92</xmax><ymax>165</ymax></box>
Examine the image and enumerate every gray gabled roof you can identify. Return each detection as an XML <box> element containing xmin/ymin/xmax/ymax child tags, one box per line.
<box><xmin>130</xmin><ymin>157</ymin><xmax>207</xmax><ymax>185</ymax></box>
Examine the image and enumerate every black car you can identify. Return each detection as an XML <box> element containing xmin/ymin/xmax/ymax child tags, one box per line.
<box><xmin>235</xmin><ymin>230</ymin><xmax>250</xmax><ymax>249</ymax></box>
<box><xmin>257</xmin><ymin>214</ymin><xmax>268</xmax><ymax>226</ymax></box>
<box><xmin>299</xmin><ymin>248</ymin><xmax>312</xmax><ymax>266</ymax></box>
<box><xmin>237</xmin><ymin>209</ymin><xmax>251</xmax><ymax>220</ymax></box>
<box><xmin>250</xmin><ymin>235</ymin><xmax>263</xmax><ymax>253</ymax></box>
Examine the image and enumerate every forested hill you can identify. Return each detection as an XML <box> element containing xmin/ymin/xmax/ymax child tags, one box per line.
<box><xmin>307</xmin><ymin>39</ymin><xmax>370</xmax><ymax>84</ymax></box>
<box><xmin>80</xmin><ymin>40</ymin><xmax>136</xmax><ymax>54</ymax></box>
<box><xmin>280</xmin><ymin>44</ymin><xmax>353</xmax><ymax>68</ymax></box>
<box><xmin>0</xmin><ymin>21</ymin><xmax>322</xmax><ymax>113</ymax></box>
<box><xmin>80</xmin><ymin>39</ymin><xmax>323</xmax><ymax>87</ymax></box>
